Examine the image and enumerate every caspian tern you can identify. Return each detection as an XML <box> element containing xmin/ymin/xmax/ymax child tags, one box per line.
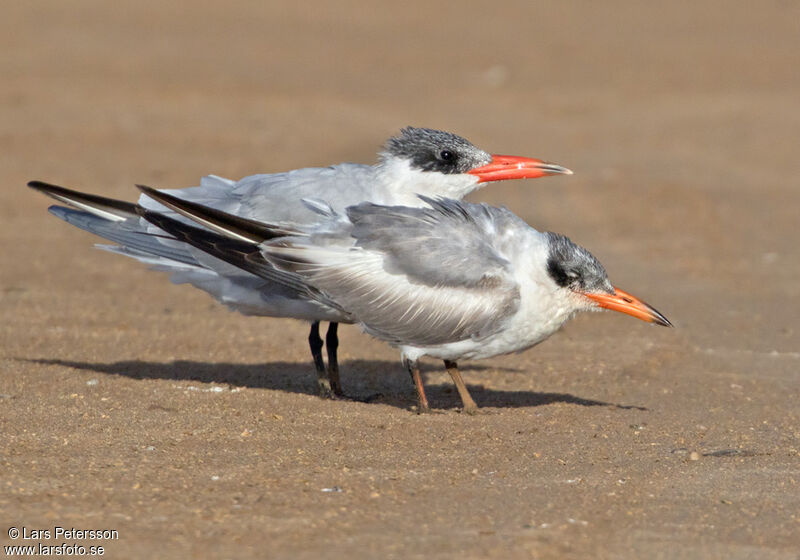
<box><xmin>29</xmin><ymin>127</ymin><xmax>571</xmax><ymax>397</ymax></box>
<box><xmin>134</xmin><ymin>190</ymin><xmax>673</xmax><ymax>413</ymax></box>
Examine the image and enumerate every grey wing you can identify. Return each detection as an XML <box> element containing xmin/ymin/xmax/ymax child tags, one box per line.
<box><xmin>48</xmin><ymin>205</ymin><xmax>201</xmax><ymax>267</ymax></box>
<box><xmin>234</xmin><ymin>164</ymin><xmax>378</xmax><ymax>223</ymax></box>
<box><xmin>48</xmin><ymin>205</ymin><xmax>338</xmax><ymax>316</ymax></box>
<box><xmin>346</xmin><ymin>197</ymin><xmax>521</xmax><ymax>286</ymax></box>
<box><xmin>263</xmin><ymin>198</ymin><xmax>522</xmax><ymax>346</ymax></box>
<box><xmin>136</xmin><ymin>165</ymin><xmax>376</xmax><ymax>230</ymax></box>
<box><xmin>135</xmin><ymin>208</ymin><xmax>344</xmax><ymax>310</ymax></box>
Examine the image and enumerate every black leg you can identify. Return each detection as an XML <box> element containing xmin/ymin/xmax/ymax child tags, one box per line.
<box><xmin>404</xmin><ymin>358</ymin><xmax>430</xmax><ymax>413</ymax></box>
<box><xmin>325</xmin><ymin>322</ymin><xmax>343</xmax><ymax>396</ymax></box>
<box><xmin>308</xmin><ymin>321</ymin><xmax>332</xmax><ymax>397</ymax></box>
<box><xmin>443</xmin><ymin>360</ymin><xmax>478</xmax><ymax>414</ymax></box>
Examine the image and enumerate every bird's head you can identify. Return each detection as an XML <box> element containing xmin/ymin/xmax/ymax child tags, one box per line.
<box><xmin>379</xmin><ymin>127</ymin><xmax>571</xmax><ymax>199</ymax></box>
<box><xmin>544</xmin><ymin>232</ymin><xmax>672</xmax><ymax>327</ymax></box>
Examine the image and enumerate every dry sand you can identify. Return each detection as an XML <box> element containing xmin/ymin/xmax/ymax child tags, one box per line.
<box><xmin>1</xmin><ymin>1</ymin><xmax>798</xmax><ymax>558</ymax></box>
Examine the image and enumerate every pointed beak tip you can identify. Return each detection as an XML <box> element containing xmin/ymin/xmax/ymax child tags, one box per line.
<box><xmin>587</xmin><ymin>288</ymin><xmax>672</xmax><ymax>328</ymax></box>
<box><xmin>537</xmin><ymin>162</ymin><xmax>574</xmax><ymax>176</ymax></box>
<box><xmin>529</xmin><ymin>161</ymin><xmax>575</xmax><ymax>177</ymax></box>
<box><xmin>547</xmin><ymin>165</ymin><xmax>573</xmax><ymax>176</ymax></box>
<box><xmin>653</xmin><ymin>313</ymin><xmax>674</xmax><ymax>328</ymax></box>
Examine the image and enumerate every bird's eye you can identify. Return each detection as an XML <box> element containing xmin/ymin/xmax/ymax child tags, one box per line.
<box><xmin>439</xmin><ymin>150</ymin><xmax>454</xmax><ymax>162</ymax></box>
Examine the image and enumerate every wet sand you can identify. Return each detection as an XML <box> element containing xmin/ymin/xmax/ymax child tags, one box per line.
<box><xmin>1</xmin><ymin>1</ymin><xmax>798</xmax><ymax>558</ymax></box>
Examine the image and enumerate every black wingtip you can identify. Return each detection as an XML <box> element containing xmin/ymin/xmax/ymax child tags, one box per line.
<box><xmin>28</xmin><ymin>180</ymin><xmax>66</xmax><ymax>194</ymax></box>
<box><xmin>135</xmin><ymin>184</ymin><xmax>160</xmax><ymax>200</ymax></box>
<box><xmin>136</xmin><ymin>184</ymin><xmax>294</xmax><ymax>243</ymax></box>
<box><xmin>28</xmin><ymin>180</ymin><xmax>48</xmax><ymax>190</ymax></box>
<box><xmin>28</xmin><ymin>180</ymin><xmax>139</xmax><ymax>218</ymax></box>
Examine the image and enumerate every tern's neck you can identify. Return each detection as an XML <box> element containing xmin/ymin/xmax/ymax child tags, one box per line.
<box><xmin>376</xmin><ymin>157</ymin><xmax>481</xmax><ymax>205</ymax></box>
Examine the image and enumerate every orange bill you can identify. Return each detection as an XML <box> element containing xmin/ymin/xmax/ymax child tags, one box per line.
<box><xmin>468</xmin><ymin>155</ymin><xmax>573</xmax><ymax>183</ymax></box>
<box><xmin>585</xmin><ymin>287</ymin><xmax>672</xmax><ymax>327</ymax></box>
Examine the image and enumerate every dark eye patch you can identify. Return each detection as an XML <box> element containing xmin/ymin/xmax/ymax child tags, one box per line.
<box><xmin>547</xmin><ymin>257</ymin><xmax>571</xmax><ymax>287</ymax></box>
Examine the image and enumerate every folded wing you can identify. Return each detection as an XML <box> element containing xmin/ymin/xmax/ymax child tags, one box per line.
<box><xmin>264</xmin><ymin>198</ymin><xmax>522</xmax><ymax>346</ymax></box>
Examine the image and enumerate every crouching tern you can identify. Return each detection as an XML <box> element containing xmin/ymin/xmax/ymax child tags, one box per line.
<box><xmin>133</xmin><ymin>188</ymin><xmax>672</xmax><ymax>413</ymax></box>
<box><xmin>29</xmin><ymin>127</ymin><xmax>571</xmax><ymax>397</ymax></box>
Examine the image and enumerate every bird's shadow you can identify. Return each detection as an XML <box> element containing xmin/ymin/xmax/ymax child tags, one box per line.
<box><xmin>24</xmin><ymin>358</ymin><xmax>647</xmax><ymax>412</ymax></box>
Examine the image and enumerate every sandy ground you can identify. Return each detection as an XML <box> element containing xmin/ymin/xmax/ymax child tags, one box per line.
<box><xmin>2</xmin><ymin>1</ymin><xmax>799</xmax><ymax>558</ymax></box>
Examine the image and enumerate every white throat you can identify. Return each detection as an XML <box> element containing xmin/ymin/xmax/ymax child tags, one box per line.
<box><xmin>376</xmin><ymin>156</ymin><xmax>482</xmax><ymax>206</ymax></box>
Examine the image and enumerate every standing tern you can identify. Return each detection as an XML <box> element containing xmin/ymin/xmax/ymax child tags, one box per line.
<box><xmin>29</xmin><ymin>127</ymin><xmax>571</xmax><ymax>397</ymax></box>
<box><xmin>134</xmin><ymin>191</ymin><xmax>672</xmax><ymax>413</ymax></box>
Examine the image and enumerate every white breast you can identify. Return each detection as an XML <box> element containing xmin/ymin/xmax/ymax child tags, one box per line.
<box><xmin>398</xmin><ymin>231</ymin><xmax>577</xmax><ymax>362</ymax></box>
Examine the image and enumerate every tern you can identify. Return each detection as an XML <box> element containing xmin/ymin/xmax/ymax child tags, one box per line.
<box><xmin>29</xmin><ymin>127</ymin><xmax>571</xmax><ymax>397</ymax></box>
<box><xmin>133</xmin><ymin>190</ymin><xmax>672</xmax><ymax>413</ymax></box>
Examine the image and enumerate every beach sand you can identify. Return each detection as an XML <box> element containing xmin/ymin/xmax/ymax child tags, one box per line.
<box><xmin>2</xmin><ymin>2</ymin><xmax>798</xmax><ymax>557</ymax></box>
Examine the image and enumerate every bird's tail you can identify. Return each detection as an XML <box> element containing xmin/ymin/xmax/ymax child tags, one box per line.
<box><xmin>30</xmin><ymin>180</ymin><xmax>340</xmax><ymax>316</ymax></box>
<box><xmin>136</xmin><ymin>185</ymin><xmax>299</xmax><ymax>242</ymax></box>
<box><xmin>134</xmin><ymin>187</ymin><xmax>348</xmax><ymax>314</ymax></box>
<box><xmin>29</xmin><ymin>181</ymin><xmax>201</xmax><ymax>269</ymax></box>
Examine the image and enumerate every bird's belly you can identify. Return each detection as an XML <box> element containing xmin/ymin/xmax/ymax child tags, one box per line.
<box><xmin>170</xmin><ymin>271</ymin><xmax>349</xmax><ymax>322</ymax></box>
<box><xmin>226</xmin><ymin>296</ymin><xmax>349</xmax><ymax>323</ymax></box>
<box><xmin>401</xmin><ymin>303</ymin><xmax>575</xmax><ymax>362</ymax></box>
